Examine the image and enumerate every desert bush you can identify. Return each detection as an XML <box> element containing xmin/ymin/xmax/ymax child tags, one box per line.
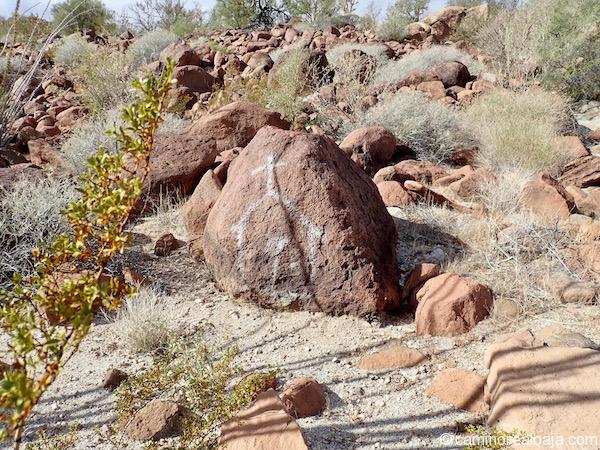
<box><xmin>343</xmin><ymin>90</ymin><xmax>471</xmax><ymax>162</ymax></box>
<box><xmin>112</xmin><ymin>286</ymin><xmax>171</xmax><ymax>353</ymax></box>
<box><xmin>0</xmin><ymin>62</ymin><xmax>174</xmax><ymax>446</ymax></box>
<box><xmin>127</xmin><ymin>29</ymin><xmax>178</xmax><ymax>68</ymax></box>
<box><xmin>265</xmin><ymin>47</ymin><xmax>311</xmax><ymax>121</ymax></box>
<box><xmin>73</xmin><ymin>48</ymin><xmax>133</xmax><ymax>114</ymax></box>
<box><xmin>474</xmin><ymin>5</ymin><xmax>541</xmax><ymax>83</ymax></box>
<box><xmin>61</xmin><ymin>109</ymin><xmax>187</xmax><ymax>174</ymax></box>
<box><xmin>53</xmin><ymin>35</ymin><xmax>95</xmax><ymax>68</ymax></box>
<box><xmin>51</xmin><ymin>0</ymin><xmax>115</xmax><ymax>34</ymax></box>
<box><xmin>374</xmin><ymin>45</ymin><xmax>480</xmax><ymax>83</ymax></box>
<box><xmin>128</xmin><ymin>0</ymin><xmax>204</xmax><ymax>33</ymax></box>
<box><xmin>377</xmin><ymin>5</ymin><xmax>411</xmax><ymax>41</ymax></box>
<box><xmin>0</xmin><ymin>178</ymin><xmax>79</xmax><ymax>288</ymax></box>
<box><xmin>466</xmin><ymin>89</ymin><xmax>568</xmax><ymax>171</ymax></box>
<box><xmin>534</xmin><ymin>0</ymin><xmax>600</xmax><ymax>101</ymax></box>
<box><xmin>116</xmin><ymin>337</ymin><xmax>277</xmax><ymax>448</ymax></box>
<box><xmin>326</xmin><ymin>43</ymin><xmax>390</xmax><ymax>66</ymax></box>
<box><xmin>283</xmin><ymin>0</ymin><xmax>338</xmax><ymax>23</ymax></box>
<box><xmin>475</xmin><ymin>0</ymin><xmax>599</xmax><ymax>100</ymax></box>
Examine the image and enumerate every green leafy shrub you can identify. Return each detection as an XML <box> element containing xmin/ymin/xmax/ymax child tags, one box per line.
<box><xmin>127</xmin><ymin>29</ymin><xmax>179</xmax><ymax>68</ymax></box>
<box><xmin>466</xmin><ymin>89</ymin><xmax>568</xmax><ymax>171</ymax></box>
<box><xmin>342</xmin><ymin>90</ymin><xmax>472</xmax><ymax>162</ymax></box>
<box><xmin>51</xmin><ymin>0</ymin><xmax>115</xmax><ymax>34</ymax></box>
<box><xmin>0</xmin><ymin>61</ymin><xmax>175</xmax><ymax>448</ymax></box>
<box><xmin>116</xmin><ymin>337</ymin><xmax>277</xmax><ymax>448</ymax></box>
<box><xmin>53</xmin><ymin>35</ymin><xmax>95</xmax><ymax>69</ymax></box>
<box><xmin>377</xmin><ymin>5</ymin><xmax>411</xmax><ymax>41</ymax></box>
<box><xmin>73</xmin><ymin>49</ymin><xmax>133</xmax><ymax>114</ymax></box>
<box><xmin>0</xmin><ymin>178</ymin><xmax>79</xmax><ymax>289</ymax></box>
<box><xmin>374</xmin><ymin>45</ymin><xmax>480</xmax><ymax>84</ymax></box>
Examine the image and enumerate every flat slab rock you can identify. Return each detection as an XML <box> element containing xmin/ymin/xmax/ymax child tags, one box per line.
<box><xmin>357</xmin><ymin>341</ymin><xmax>426</xmax><ymax>370</ymax></box>
<box><xmin>218</xmin><ymin>390</ymin><xmax>308</xmax><ymax>450</ymax></box>
<box><xmin>485</xmin><ymin>329</ymin><xmax>600</xmax><ymax>449</ymax></box>
<box><xmin>426</xmin><ymin>368</ymin><xmax>487</xmax><ymax>413</ymax></box>
<box><xmin>202</xmin><ymin>126</ymin><xmax>401</xmax><ymax>316</ymax></box>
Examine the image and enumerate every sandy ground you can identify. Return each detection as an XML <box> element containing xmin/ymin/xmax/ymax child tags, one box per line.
<box><xmin>11</xmin><ymin>209</ymin><xmax>600</xmax><ymax>450</ymax></box>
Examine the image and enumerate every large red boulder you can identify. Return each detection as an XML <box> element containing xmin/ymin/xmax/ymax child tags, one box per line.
<box><xmin>139</xmin><ymin>102</ymin><xmax>289</xmax><ymax>198</ymax></box>
<box><xmin>520</xmin><ymin>172</ymin><xmax>576</xmax><ymax>222</ymax></box>
<box><xmin>202</xmin><ymin>127</ymin><xmax>401</xmax><ymax>316</ymax></box>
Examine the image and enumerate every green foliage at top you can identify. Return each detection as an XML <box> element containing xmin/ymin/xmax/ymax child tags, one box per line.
<box><xmin>388</xmin><ymin>0</ymin><xmax>429</xmax><ymax>22</ymax></box>
<box><xmin>51</xmin><ymin>0</ymin><xmax>115</xmax><ymax>34</ymax></box>
<box><xmin>128</xmin><ymin>0</ymin><xmax>204</xmax><ymax>36</ymax></box>
<box><xmin>0</xmin><ymin>61</ymin><xmax>175</xmax><ymax>449</ymax></box>
<box><xmin>475</xmin><ymin>0</ymin><xmax>600</xmax><ymax>100</ymax></box>
<box><xmin>535</xmin><ymin>0</ymin><xmax>600</xmax><ymax>101</ymax></box>
<box><xmin>116</xmin><ymin>337</ymin><xmax>278</xmax><ymax>448</ymax></box>
<box><xmin>211</xmin><ymin>0</ymin><xmax>254</xmax><ymax>28</ymax></box>
<box><xmin>283</xmin><ymin>0</ymin><xmax>338</xmax><ymax>23</ymax></box>
<box><xmin>377</xmin><ymin>3</ymin><xmax>412</xmax><ymax>41</ymax></box>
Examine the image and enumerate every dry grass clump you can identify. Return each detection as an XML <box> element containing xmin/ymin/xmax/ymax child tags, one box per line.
<box><xmin>265</xmin><ymin>47</ymin><xmax>311</xmax><ymax>121</ymax></box>
<box><xmin>112</xmin><ymin>286</ymin><xmax>171</xmax><ymax>353</ymax></box>
<box><xmin>342</xmin><ymin>90</ymin><xmax>472</xmax><ymax>162</ymax></box>
<box><xmin>466</xmin><ymin>89</ymin><xmax>568</xmax><ymax>172</ymax></box>
<box><xmin>374</xmin><ymin>45</ymin><xmax>480</xmax><ymax>84</ymax></box>
<box><xmin>127</xmin><ymin>29</ymin><xmax>178</xmax><ymax>68</ymax></box>
<box><xmin>393</xmin><ymin>202</ymin><xmax>568</xmax><ymax>319</ymax></box>
<box><xmin>0</xmin><ymin>178</ymin><xmax>78</xmax><ymax>288</ymax></box>
<box><xmin>73</xmin><ymin>49</ymin><xmax>133</xmax><ymax>114</ymax></box>
<box><xmin>53</xmin><ymin>35</ymin><xmax>95</xmax><ymax>68</ymax></box>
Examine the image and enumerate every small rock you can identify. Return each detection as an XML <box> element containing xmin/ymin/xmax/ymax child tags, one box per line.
<box><xmin>154</xmin><ymin>233</ymin><xmax>181</xmax><ymax>257</ymax></box>
<box><xmin>123</xmin><ymin>399</ymin><xmax>183</xmax><ymax>442</ymax></box>
<box><xmin>102</xmin><ymin>368</ymin><xmax>128</xmax><ymax>391</ymax></box>
<box><xmin>357</xmin><ymin>341</ymin><xmax>426</xmax><ymax>370</ymax></box>
<box><xmin>426</xmin><ymin>368</ymin><xmax>487</xmax><ymax>413</ymax></box>
<box><xmin>281</xmin><ymin>377</ymin><xmax>327</xmax><ymax>418</ymax></box>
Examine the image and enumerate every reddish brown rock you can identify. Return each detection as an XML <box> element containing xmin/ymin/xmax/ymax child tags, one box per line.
<box><xmin>555</xmin><ymin>135</ymin><xmax>589</xmax><ymax>160</ymax></box>
<box><xmin>123</xmin><ymin>399</ymin><xmax>182</xmax><ymax>441</ymax></box>
<box><xmin>55</xmin><ymin>106</ymin><xmax>86</xmax><ymax>130</ymax></box>
<box><xmin>431</xmin><ymin>61</ymin><xmax>470</xmax><ymax>87</ymax></box>
<box><xmin>448</xmin><ymin>167</ymin><xmax>496</xmax><ymax>198</ymax></box>
<box><xmin>203</xmin><ymin>127</ymin><xmax>401</xmax><ymax>316</ymax></box>
<box><xmin>160</xmin><ymin>43</ymin><xmax>201</xmax><ymax>66</ymax></box>
<box><xmin>402</xmin><ymin>263</ymin><xmax>441</xmax><ymax>300</ymax></box>
<box><xmin>358</xmin><ymin>341</ymin><xmax>426</xmax><ymax>370</ymax></box>
<box><xmin>520</xmin><ymin>172</ymin><xmax>576</xmax><ymax>221</ymax></box>
<box><xmin>219</xmin><ymin>390</ymin><xmax>308</xmax><ymax>450</ymax></box>
<box><xmin>0</xmin><ymin>163</ymin><xmax>43</xmax><ymax>191</ymax></box>
<box><xmin>281</xmin><ymin>378</ymin><xmax>327</xmax><ymax>418</ymax></box>
<box><xmin>182</xmin><ymin>170</ymin><xmax>223</xmax><ymax>260</ymax></box>
<box><xmin>416</xmin><ymin>80</ymin><xmax>446</xmax><ymax>100</ymax></box>
<box><xmin>485</xmin><ymin>331</ymin><xmax>600</xmax><ymax>448</ymax></box>
<box><xmin>138</xmin><ymin>102</ymin><xmax>288</xmax><ymax>198</ymax></box>
<box><xmin>560</xmin><ymin>155</ymin><xmax>600</xmax><ymax>188</ymax></box>
<box><xmin>415</xmin><ymin>272</ymin><xmax>493</xmax><ymax>336</ymax></box>
<box><xmin>173</xmin><ymin>65</ymin><xmax>216</xmax><ymax>94</ymax></box>
<box><xmin>102</xmin><ymin>368</ymin><xmax>128</xmax><ymax>391</ymax></box>
<box><xmin>339</xmin><ymin>126</ymin><xmax>397</xmax><ymax>176</ymax></box>
<box><xmin>154</xmin><ymin>233</ymin><xmax>181</xmax><ymax>257</ymax></box>
<box><xmin>28</xmin><ymin>139</ymin><xmax>64</xmax><ymax>168</ymax></box>
<box><xmin>373</xmin><ymin>160</ymin><xmax>447</xmax><ymax>185</ymax></box>
<box><xmin>426</xmin><ymin>368</ymin><xmax>487</xmax><ymax>413</ymax></box>
<box><xmin>377</xmin><ymin>181</ymin><xmax>414</xmax><ymax>207</ymax></box>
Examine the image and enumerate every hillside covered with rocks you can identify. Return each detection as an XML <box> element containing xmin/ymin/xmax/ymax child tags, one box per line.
<box><xmin>1</xmin><ymin>0</ymin><xmax>600</xmax><ymax>448</ymax></box>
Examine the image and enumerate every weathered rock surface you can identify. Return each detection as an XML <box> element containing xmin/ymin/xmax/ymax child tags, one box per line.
<box><xmin>426</xmin><ymin>368</ymin><xmax>487</xmax><ymax>413</ymax></box>
<box><xmin>203</xmin><ymin>126</ymin><xmax>401</xmax><ymax>316</ymax></box>
<box><xmin>357</xmin><ymin>341</ymin><xmax>426</xmax><ymax>370</ymax></box>
<box><xmin>339</xmin><ymin>126</ymin><xmax>397</xmax><ymax>176</ymax></box>
<box><xmin>485</xmin><ymin>329</ymin><xmax>600</xmax><ymax>449</ymax></box>
<box><xmin>123</xmin><ymin>399</ymin><xmax>183</xmax><ymax>442</ymax></box>
<box><xmin>520</xmin><ymin>172</ymin><xmax>576</xmax><ymax>221</ymax></box>
<box><xmin>560</xmin><ymin>155</ymin><xmax>600</xmax><ymax>188</ymax></box>
<box><xmin>281</xmin><ymin>378</ymin><xmax>327</xmax><ymax>418</ymax></box>
<box><xmin>415</xmin><ymin>272</ymin><xmax>492</xmax><ymax>336</ymax></box>
<box><xmin>219</xmin><ymin>390</ymin><xmax>308</xmax><ymax>450</ymax></box>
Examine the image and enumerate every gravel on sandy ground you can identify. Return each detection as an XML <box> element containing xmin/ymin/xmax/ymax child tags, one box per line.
<box><xmin>12</xmin><ymin>211</ymin><xmax>600</xmax><ymax>450</ymax></box>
